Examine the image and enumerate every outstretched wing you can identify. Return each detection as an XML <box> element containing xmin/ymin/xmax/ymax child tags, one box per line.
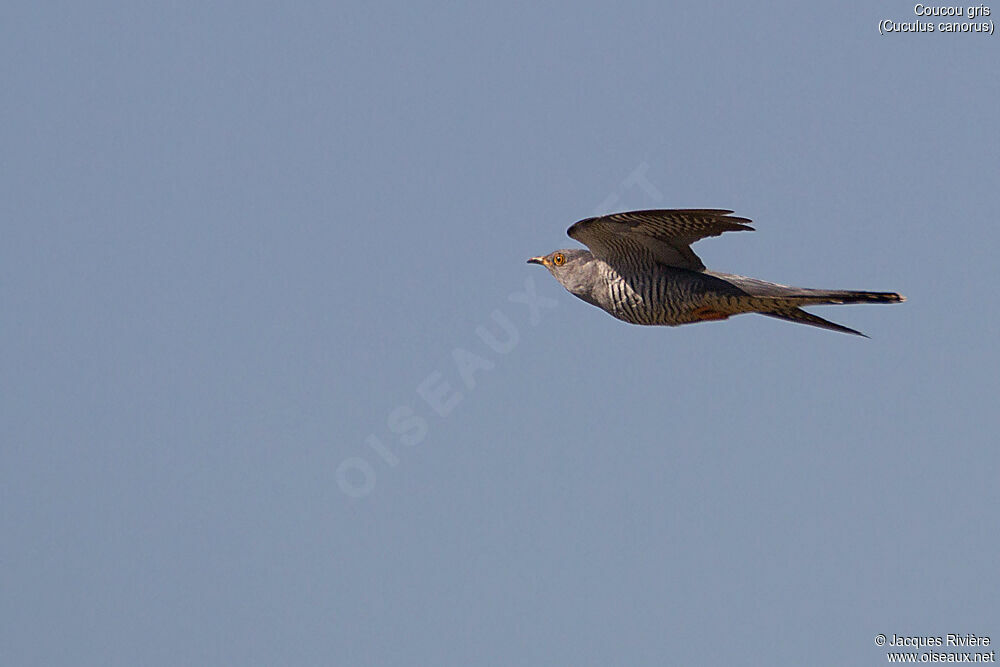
<box><xmin>567</xmin><ymin>209</ymin><xmax>754</xmax><ymax>271</ymax></box>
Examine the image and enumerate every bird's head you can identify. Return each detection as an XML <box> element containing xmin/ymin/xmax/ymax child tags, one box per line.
<box><xmin>526</xmin><ymin>249</ymin><xmax>593</xmax><ymax>291</ymax></box>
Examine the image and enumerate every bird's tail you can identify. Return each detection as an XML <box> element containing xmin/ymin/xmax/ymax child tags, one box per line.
<box><xmin>707</xmin><ymin>273</ymin><xmax>906</xmax><ymax>336</ymax></box>
<box><xmin>709</xmin><ymin>272</ymin><xmax>906</xmax><ymax>307</ymax></box>
<box><xmin>774</xmin><ymin>289</ymin><xmax>906</xmax><ymax>307</ymax></box>
<box><xmin>760</xmin><ymin>290</ymin><xmax>905</xmax><ymax>337</ymax></box>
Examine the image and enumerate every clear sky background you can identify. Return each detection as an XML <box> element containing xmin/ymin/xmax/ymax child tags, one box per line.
<box><xmin>3</xmin><ymin>2</ymin><xmax>998</xmax><ymax>665</ymax></box>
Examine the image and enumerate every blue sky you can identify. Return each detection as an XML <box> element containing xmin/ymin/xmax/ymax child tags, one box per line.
<box><xmin>3</xmin><ymin>2</ymin><xmax>998</xmax><ymax>665</ymax></box>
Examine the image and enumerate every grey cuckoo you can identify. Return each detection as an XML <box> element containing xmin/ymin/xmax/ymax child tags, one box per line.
<box><xmin>527</xmin><ymin>209</ymin><xmax>904</xmax><ymax>336</ymax></box>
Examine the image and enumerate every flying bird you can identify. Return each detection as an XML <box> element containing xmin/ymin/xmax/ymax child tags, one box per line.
<box><xmin>527</xmin><ymin>209</ymin><xmax>904</xmax><ymax>336</ymax></box>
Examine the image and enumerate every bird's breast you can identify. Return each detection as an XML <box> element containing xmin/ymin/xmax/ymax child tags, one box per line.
<box><xmin>595</xmin><ymin>266</ymin><xmax>654</xmax><ymax>324</ymax></box>
<box><xmin>595</xmin><ymin>263</ymin><xmax>699</xmax><ymax>325</ymax></box>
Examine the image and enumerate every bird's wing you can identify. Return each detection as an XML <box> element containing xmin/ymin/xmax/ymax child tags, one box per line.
<box><xmin>567</xmin><ymin>209</ymin><xmax>754</xmax><ymax>271</ymax></box>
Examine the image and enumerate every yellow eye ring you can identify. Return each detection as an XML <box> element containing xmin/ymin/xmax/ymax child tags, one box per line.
<box><xmin>552</xmin><ymin>253</ymin><xmax>566</xmax><ymax>266</ymax></box>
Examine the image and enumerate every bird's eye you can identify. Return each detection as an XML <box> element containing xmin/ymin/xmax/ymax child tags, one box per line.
<box><xmin>552</xmin><ymin>253</ymin><xmax>565</xmax><ymax>266</ymax></box>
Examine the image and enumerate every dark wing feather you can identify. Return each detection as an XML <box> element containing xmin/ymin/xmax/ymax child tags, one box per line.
<box><xmin>567</xmin><ymin>209</ymin><xmax>754</xmax><ymax>271</ymax></box>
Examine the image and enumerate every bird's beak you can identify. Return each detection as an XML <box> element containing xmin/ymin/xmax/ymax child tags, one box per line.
<box><xmin>527</xmin><ymin>256</ymin><xmax>545</xmax><ymax>265</ymax></box>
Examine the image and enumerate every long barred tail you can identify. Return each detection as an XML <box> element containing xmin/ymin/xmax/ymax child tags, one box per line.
<box><xmin>761</xmin><ymin>292</ymin><xmax>905</xmax><ymax>337</ymax></box>
<box><xmin>763</xmin><ymin>291</ymin><xmax>905</xmax><ymax>337</ymax></box>
<box><xmin>709</xmin><ymin>272</ymin><xmax>906</xmax><ymax>307</ymax></box>
<box><xmin>781</xmin><ymin>289</ymin><xmax>906</xmax><ymax>306</ymax></box>
<box><xmin>707</xmin><ymin>272</ymin><xmax>906</xmax><ymax>336</ymax></box>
